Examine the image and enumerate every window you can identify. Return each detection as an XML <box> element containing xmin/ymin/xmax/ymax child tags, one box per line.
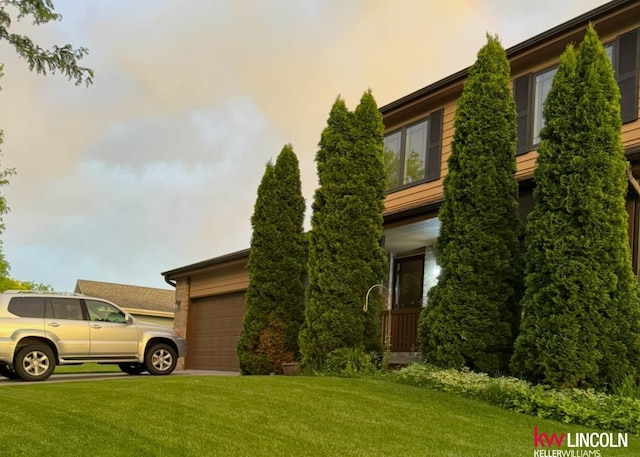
<box><xmin>533</xmin><ymin>67</ymin><xmax>557</xmax><ymax>145</ymax></box>
<box><xmin>8</xmin><ymin>297</ymin><xmax>45</xmax><ymax>318</ymax></box>
<box><xmin>384</xmin><ymin>131</ymin><xmax>401</xmax><ymax>190</ymax></box>
<box><xmin>404</xmin><ymin>120</ymin><xmax>428</xmax><ymax>185</ymax></box>
<box><xmin>85</xmin><ymin>300</ymin><xmax>126</xmax><ymax>324</ymax></box>
<box><xmin>604</xmin><ymin>42</ymin><xmax>614</xmax><ymax>65</ymax></box>
<box><xmin>48</xmin><ymin>298</ymin><xmax>84</xmax><ymax>320</ymax></box>
<box><xmin>515</xmin><ymin>27</ymin><xmax>639</xmax><ymax>155</ymax></box>
<box><xmin>383</xmin><ymin>109</ymin><xmax>443</xmax><ymax>192</ymax></box>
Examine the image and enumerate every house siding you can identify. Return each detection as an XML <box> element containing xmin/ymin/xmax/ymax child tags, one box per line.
<box><xmin>383</xmin><ymin>13</ymin><xmax>640</xmax><ymax>220</ymax></box>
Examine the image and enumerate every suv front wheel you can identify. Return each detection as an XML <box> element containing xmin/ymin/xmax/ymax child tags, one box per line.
<box><xmin>14</xmin><ymin>344</ymin><xmax>56</xmax><ymax>381</ymax></box>
<box><xmin>145</xmin><ymin>343</ymin><xmax>177</xmax><ymax>375</ymax></box>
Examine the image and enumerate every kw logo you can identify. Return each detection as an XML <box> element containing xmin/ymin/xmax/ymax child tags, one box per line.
<box><xmin>534</xmin><ymin>426</ymin><xmax>566</xmax><ymax>447</ymax></box>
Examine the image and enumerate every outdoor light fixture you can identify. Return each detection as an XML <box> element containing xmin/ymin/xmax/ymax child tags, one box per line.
<box><xmin>173</xmin><ymin>299</ymin><xmax>181</xmax><ymax>311</ymax></box>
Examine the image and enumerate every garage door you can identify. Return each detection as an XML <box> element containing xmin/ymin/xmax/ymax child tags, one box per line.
<box><xmin>188</xmin><ymin>292</ymin><xmax>246</xmax><ymax>371</ymax></box>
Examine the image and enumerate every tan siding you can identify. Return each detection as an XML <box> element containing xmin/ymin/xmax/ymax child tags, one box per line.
<box><xmin>383</xmin><ymin>17</ymin><xmax>640</xmax><ymax>219</ymax></box>
<box><xmin>384</xmin><ymin>180</ymin><xmax>444</xmax><ymax>216</ymax></box>
<box><xmin>189</xmin><ymin>261</ymin><xmax>249</xmax><ymax>299</ymax></box>
<box><xmin>516</xmin><ymin>151</ymin><xmax>538</xmax><ymax>180</ymax></box>
<box><xmin>623</xmin><ymin>122</ymin><xmax>640</xmax><ymax>150</ymax></box>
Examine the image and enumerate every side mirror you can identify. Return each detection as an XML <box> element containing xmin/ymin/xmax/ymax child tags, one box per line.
<box><xmin>126</xmin><ymin>315</ymin><xmax>134</xmax><ymax>325</ymax></box>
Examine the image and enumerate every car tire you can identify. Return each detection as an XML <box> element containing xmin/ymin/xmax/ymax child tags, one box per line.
<box><xmin>118</xmin><ymin>363</ymin><xmax>146</xmax><ymax>375</ymax></box>
<box><xmin>14</xmin><ymin>344</ymin><xmax>56</xmax><ymax>382</ymax></box>
<box><xmin>144</xmin><ymin>343</ymin><xmax>177</xmax><ymax>376</ymax></box>
<box><xmin>0</xmin><ymin>364</ymin><xmax>19</xmax><ymax>380</ymax></box>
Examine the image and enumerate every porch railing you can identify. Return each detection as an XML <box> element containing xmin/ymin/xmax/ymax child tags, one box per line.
<box><xmin>380</xmin><ymin>308</ymin><xmax>421</xmax><ymax>352</ymax></box>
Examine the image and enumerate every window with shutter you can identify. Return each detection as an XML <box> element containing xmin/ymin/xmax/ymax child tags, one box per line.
<box><xmin>383</xmin><ymin>108</ymin><xmax>444</xmax><ymax>192</ymax></box>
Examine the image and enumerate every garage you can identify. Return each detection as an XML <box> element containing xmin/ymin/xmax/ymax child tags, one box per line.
<box><xmin>187</xmin><ymin>292</ymin><xmax>246</xmax><ymax>371</ymax></box>
<box><xmin>161</xmin><ymin>249</ymin><xmax>250</xmax><ymax>372</ymax></box>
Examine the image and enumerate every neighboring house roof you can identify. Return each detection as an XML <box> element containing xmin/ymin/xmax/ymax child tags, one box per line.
<box><xmin>74</xmin><ymin>279</ymin><xmax>174</xmax><ymax>316</ymax></box>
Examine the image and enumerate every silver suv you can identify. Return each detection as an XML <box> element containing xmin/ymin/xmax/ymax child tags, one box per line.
<box><xmin>0</xmin><ymin>290</ymin><xmax>187</xmax><ymax>381</ymax></box>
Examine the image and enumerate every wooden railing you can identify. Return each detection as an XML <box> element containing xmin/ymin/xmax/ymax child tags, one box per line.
<box><xmin>380</xmin><ymin>308</ymin><xmax>421</xmax><ymax>352</ymax></box>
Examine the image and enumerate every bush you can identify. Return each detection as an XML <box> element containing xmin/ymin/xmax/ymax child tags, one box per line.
<box><xmin>317</xmin><ymin>347</ymin><xmax>381</xmax><ymax>377</ymax></box>
<box><xmin>390</xmin><ymin>364</ymin><xmax>640</xmax><ymax>434</ymax></box>
<box><xmin>612</xmin><ymin>375</ymin><xmax>640</xmax><ymax>400</ymax></box>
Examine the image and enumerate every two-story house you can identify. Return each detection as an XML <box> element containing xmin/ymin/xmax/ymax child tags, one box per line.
<box><xmin>163</xmin><ymin>0</ymin><xmax>640</xmax><ymax>372</ymax></box>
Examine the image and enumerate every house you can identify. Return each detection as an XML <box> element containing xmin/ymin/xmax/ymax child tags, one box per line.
<box><xmin>74</xmin><ymin>279</ymin><xmax>175</xmax><ymax>327</ymax></box>
<box><xmin>162</xmin><ymin>0</ymin><xmax>640</xmax><ymax>372</ymax></box>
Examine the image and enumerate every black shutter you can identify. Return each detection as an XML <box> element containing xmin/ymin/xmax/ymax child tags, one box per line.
<box><xmin>425</xmin><ymin>108</ymin><xmax>443</xmax><ymax>182</ymax></box>
<box><xmin>616</xmin><ymin>28</ymin><xmax>639</xmax><ymax>124</ymax></box>
<box><xmin>514</xmin><ymin>74</ymin><xmax>533</xmax><ymax>155</ymax></box>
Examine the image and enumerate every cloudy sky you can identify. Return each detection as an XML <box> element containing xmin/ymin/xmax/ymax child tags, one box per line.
<box><xmin>0</xmin><ymin>0</ymin><xmax>607</xmax><ymax>292</ymax></box>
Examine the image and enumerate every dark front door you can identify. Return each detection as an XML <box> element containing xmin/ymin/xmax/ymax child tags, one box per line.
<box><xmin>386</xmin><ymin>255</ymin><xmax>424</xmax><ymax>352</ymax></box>
<box><xmin>395</xmin><ymin>255</ymin><xmax>424</xmax><ymax>309</ymax></box>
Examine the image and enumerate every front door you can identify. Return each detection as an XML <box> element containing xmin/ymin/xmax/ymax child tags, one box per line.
<box><xmin>389</xmin><ymin>255</ymin><xmax>424</xmax><ymax>352</ymax></box>
<box><xmin>394</xmin><ymin>255</ymin><xmax>425</xmax><ymax>309</ymax></box>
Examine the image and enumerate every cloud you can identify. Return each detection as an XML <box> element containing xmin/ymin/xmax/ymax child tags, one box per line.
<box><xmin>0</xmin><ymin>0</ymin><xmax>609</xmax><ymax>290</ymax></box>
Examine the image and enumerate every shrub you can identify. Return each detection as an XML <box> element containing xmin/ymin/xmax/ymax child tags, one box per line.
<box><xmin>612</xmin><ymin>375</ymin><xmax>640</xmax><ymax>400</ymax></box>
<box><xmin>300</xmin><ymin>91</ymin><xmax>387</xmax><ymax>368</ymax></box>
<box><xmin>323</xmin><ymin>347</ymin><xmax>379</xmax><ymax>377</ymax></box>
<box><xmin>390</xmin><ymin>364</ymin><xmax>640</xmax><ymax>434</ymax></box>
<box><xmin>237</xmin><ymin>145</ymin><xmax>306</xmax><ymax>375</ymax></box>
<box><xmin>419</xmin><ymin>35</ymin><xmax>522</xmax><ymax>374</ymax></box>
<box><xmin>512</xmin><ymin>26</ymin><xmax>640</xmax><ymax>389</ymax></box>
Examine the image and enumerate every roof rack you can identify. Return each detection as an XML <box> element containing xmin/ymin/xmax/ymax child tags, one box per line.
<box><xmin>3</xmin><ymin>290</ymin><xmax>85</xmax><ymax>297</ymax></box>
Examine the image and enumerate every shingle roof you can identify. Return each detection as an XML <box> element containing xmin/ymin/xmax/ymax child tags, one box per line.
<box><xmin>74</xmin><ymin>279</ymin><xmax>174</xmax><ymax>313</ymax></box>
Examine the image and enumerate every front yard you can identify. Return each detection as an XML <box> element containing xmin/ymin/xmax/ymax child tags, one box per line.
<box><xmin>0</xmin><ymin>375</ymin><xmax>637</xmax><ymax>456</ymax></box>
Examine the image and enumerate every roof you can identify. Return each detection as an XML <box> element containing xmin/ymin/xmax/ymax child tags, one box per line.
<box><xmin>74</xmin><ymin>279</ymin><xmax>174</xmax><ymax>313</ymax></box>
<box><xmin>161</xmin><ymin>248</ymin><xmax>250</xmax><ymax>279</ymax></box>
<box><xmin>379</xmin><ymin>0</ymin><xmax>636</xmax><ymax>115</ymax></box>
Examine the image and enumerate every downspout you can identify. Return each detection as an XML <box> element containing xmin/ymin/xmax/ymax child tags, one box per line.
<box><xmin>627</xmin><ymin>163</ymin><xmax>640</xmax><ymax>198</ymax></box>
<box><xmin>164</xmin><ymin>276</ymin><xmax>176</xmax><ymax>288</ymax></box>
<box><xmin>627</xmin><ymin>163</ymin><xmax>640</xmax><ymax>275</ymax></box>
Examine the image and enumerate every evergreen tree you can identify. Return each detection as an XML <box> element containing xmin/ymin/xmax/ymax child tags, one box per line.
<box><xmin>418</xmin><ymin>36</ymin><xmax>522</xmax><ymax>373</ymax></box>
<box><xmin>237</xmin><ymin>145</ymin><xmax>306</xmax><ymax>374</ymax></box>
<box><xmin>299</xmin><ymin>91</ymin><xmax>387</xmax><ymax>368</ymax></box>
<box><xmin>512</xmin><ymin>27</ymin><xmax>640</xmax><ymax>388</ymax></box>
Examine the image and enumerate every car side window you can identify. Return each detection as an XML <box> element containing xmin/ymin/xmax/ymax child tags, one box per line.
<box><xmin>48</xmin><ymin>298</ymin><xmax>85</xmax><ymax>320</ymax></box>
<box><xmin>8</xmin><ymin>297</ymin><xmax>45</xmax><ymax>318</ymax></box>
<box><xmin>84</xmin><ymin>300</ymin><xmax>126</xmax><ymax>324</ymax></box>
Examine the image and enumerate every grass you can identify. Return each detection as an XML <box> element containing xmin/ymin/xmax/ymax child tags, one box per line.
<box><xmin>0</xmin><ymin>376</ymin><xmax>637</xmax><ymax>456</ymax></box>
<box><xmin>54</xmin><ymin>363</ymin><xmax>121</xmax><ymax>374</ymax></box>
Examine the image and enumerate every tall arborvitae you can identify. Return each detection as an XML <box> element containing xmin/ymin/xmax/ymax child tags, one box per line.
<box><xmin>512</xmin><ymin>26</ymin><xmax>640</xmax><ymax>388</ymax></box>
<box><xmin>418</xmin><ymin>36</ymin><xmax>522</xmax><ymax>374</ymax></box>
<box><xmin>237</xmin><ymin>145</ymin><xmax>306</xmax><ymax>374</ymax></box>
<box><xmin>299</xmin><ymin>91</ymin><xmax>387</xmax><ymax>368</ymax></box>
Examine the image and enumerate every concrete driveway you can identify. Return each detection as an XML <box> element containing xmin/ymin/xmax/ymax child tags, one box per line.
<box><xmin>0</xmin><ymin>369</ymin><xmax>239</xmax><ymax>385</ymax></box>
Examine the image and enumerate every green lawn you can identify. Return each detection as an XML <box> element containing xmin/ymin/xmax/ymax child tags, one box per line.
<box><xmin>0</xmin><ymin>376</ymin><xmax>637</xmax><ymax>456</ymax></box>
<box><xmin>54</xmin><ymin>363</ymin><xmax>121</xmax><ymax>374</ymax></box>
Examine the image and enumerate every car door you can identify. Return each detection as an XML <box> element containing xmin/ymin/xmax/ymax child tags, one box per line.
<box><xmin>44</xmin><ymin>298</ymin><xmax>90</xmax><ymax>358</ymax></box>
<box><xmin>84</xmin><ymin>299</ymin><xmax>139</xmax><ymax>357</ymax></box>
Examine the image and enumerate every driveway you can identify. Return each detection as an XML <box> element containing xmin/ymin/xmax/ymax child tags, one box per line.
<box><xmin>0</xmin><ymin>369</ymin><xmax>239</xmax><ymax>385</ymax></box>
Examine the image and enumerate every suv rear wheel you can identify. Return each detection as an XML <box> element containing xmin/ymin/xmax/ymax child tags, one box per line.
<box><xmin>118</xmin><ymin>363</ymin><xmax>146</xmax><ymax>375</ymax></box>
<box><xmin>145</xmin><ymin>343</ymin><xmax>177</xmax><ymax>375</ymax></box>
<box><xmin>0</xmin><ymin>364</ymin><xmax>19</xmax><ymax>379</ymax></box>
<box><xmin>14</xmin><ymin>344</ymin><xmax>56</xmax><ymax>381</ymax></box>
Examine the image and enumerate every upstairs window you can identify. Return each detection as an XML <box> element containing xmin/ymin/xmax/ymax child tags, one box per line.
<box><xmin>515</xmin><ymin>28</ymin><xmax>639</xmax><ymax>155</ymax></box>
<box><xmin>533</xmin><ymin>67</ymin><xmax>557</xmax><ymax>145</ymax></box>
<box><xmin>384</xmin><ymin>109</ymin><xmax>443</xmax><ymax>192</ymax></box>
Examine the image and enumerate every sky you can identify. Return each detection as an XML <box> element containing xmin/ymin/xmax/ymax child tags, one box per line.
<box><xmin>0</xmin><ymin>0</ymin><xmax>608</xmax><ymax>292</ymax></box>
